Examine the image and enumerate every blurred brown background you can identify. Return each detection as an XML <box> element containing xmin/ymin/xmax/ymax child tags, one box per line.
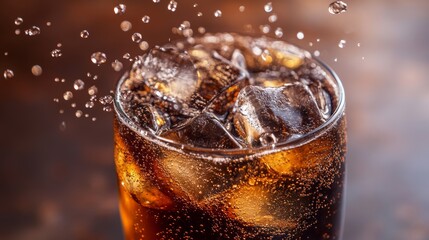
<box><xmin>1</xmin><ymin>0</ymin><xmax>428</xmax><ymax>239</ymax></box>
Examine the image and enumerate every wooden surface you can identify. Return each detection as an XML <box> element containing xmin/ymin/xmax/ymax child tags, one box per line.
<box><xmin>0</xmin><ymin>0</ymin><xmax>428</xmax><ymax>239</ymax></box>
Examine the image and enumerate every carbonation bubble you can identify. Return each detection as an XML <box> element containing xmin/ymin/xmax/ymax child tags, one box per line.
<box><xmin>75</xmin><ymin>110</ymin><xmax>83</xmax><ymax>118</ymax></box>
<box><xmin>91</xmin><ymin>52</ymin><xmax>107</xmax><ymax>65</ymax></box>
<box><xmin>142</xmin><ymin>15</ymin><xmax>150</xmax><ymax>23</ymax></box>
<box><xmin>63</xmin><ymin>91</ymin><xmax>73</xmax><ymax>100</ymax></box>
<box><xmin>239</xmin><ymin>6</ymin><xmax>245</xmax><ymax>12</ymax></box>
<box><xmin>132</xmin><ymin>33</ymin><xmax>142</xmax><ymax>43</ymax></box>
<box><xmin>214</xmin><ymin>10</ymin><xmax>222</xmax><ymax>17</ymax></box>
<box><xmin>3</xmin><ymin>69</ymin><xmax>14</xmax><ymax>79</ymax></box>
<box><xmin>51</xmin><ymin>49</ymin><xmax>62</xmax><ymax>57</ymax></box>
<box><xmin>297</xmin><ymin>32</ymin><xmax>304</xmax><ymax>40</ymax></box>
<box><xmin>114</xmin><ymin>4</ymin><xmax>126</xmax><ymax>15</ymax></box>
<box><xmin>112</xmin><ymin>60</ymin><xmax>123</xmax><ymax>71</ymax></box>
<box><xmin>120</xmin><ymin>21</ymin><xmax>132</xmax><ymax>32</ymax></box>
<box><xmin>274</xmin><ymin>27</ymin><xmax>283</xmax><ymax>38</ymax></box>
<box><xmin>329</xmin><ymin>1</ymin><xmax>348</xmax><ymax>15</ymax></box>
<box><xmin>14</xmin><ymin>17</ymin><xmax>23</xmax><ymax>25</ymax></box>
<box><xmin>264</xmin><ymin>2</ymin><xmax>273</xmax><ymax>13</ymax></box>
<box><xmin>88</xmin><ymin>86</ymin><xmax>98</xmax><ymax>96</ymax></box>
<box><xmin>139</xmin><ymin>41</ymin><xmax>149</xmax><ymax>51</ymax></box>
<box><xmin>73</xmin><ymin>79</ymin><xmax>85</xmax><ymax>90</ymax></box>
<box><xmin>268</xmin><ymin>14</ymin><xmax>278</xmax><ymax>23</ymax></box>
<box><xmin>338</xmin><ymin>39</ymin><xmax>346</xmax><ymax>48</ymax></box>
<box><xmin>25</xmin><ymin>26</ymin><xmax>41</xmax><ymax>36</ymax></box>
<box><xmin>168</xmin><ymin>0</ymin><xmax>178</xmax><ymax>12</ymax></box>
<box><xmin>31</xmin><ymin>65</ymin><xmax>42</xmax><ymax>76</ymax></box>
<box><xmin>80</xmin><ymin>30</ymin><xmax>89</xmax><ymax>38</ymax></box>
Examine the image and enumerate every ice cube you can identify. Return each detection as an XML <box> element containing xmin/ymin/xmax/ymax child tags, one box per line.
<box><xmin>128</xmin><ymin>103</ymin><xmax>170</xmax><ymax>134</ymax></box>
<box><xmin>233</xmin><ymin>83</ymin><xmax>325</xmax><ymax>147</ymax></box>
<box><xmin>252</xmin><ymin>69</ymin><xmax>298</xmax><ymax>88</ymax></box>
<box><xmin>161</xmin><ymin>112</ymin><xmax>243</xmax><ymax>149</ymax></box>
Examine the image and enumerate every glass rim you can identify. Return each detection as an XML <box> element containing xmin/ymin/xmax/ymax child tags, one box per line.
<box><xmin>113</xmin><ymin>57</ymin><xmax>345</xmax><ymax>159</ymax></box>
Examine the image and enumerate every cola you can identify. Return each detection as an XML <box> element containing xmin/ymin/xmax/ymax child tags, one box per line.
<box><xmin>113</xmin><ymin>33</ymin><xmax>347</xmax><ymax>239</ymax></box>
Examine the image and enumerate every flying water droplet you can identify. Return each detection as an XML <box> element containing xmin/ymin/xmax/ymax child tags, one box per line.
<box><xmin>123</xmin><ymin>53</ymin><xmax>131</xmax><ymax>59</ymax></box>
<box><xmin>71</xmin><ymin>103</ymin><xmax>76</xmax><ymax>108</ymax></box>
<box><xmin>132</xmin><ymin>33</ymin><xmax>142</xmax><ymax>43</ymax></box>
<box><xmin>153</xmin><ymin>0</ymin><xmax>160</xmax><ymax>3</ymax></box>
<box><xmin>75</xmin><ymin>110</ymin><xmax>83</xmax><ymax>118</ymax></box>
<box><xmin>338</xmin><ymin>39</ymin><xmax>346</xmax><ymax>48</ymax></box>
<box><xmin>168</xmin><ymin>0</ymin><xmax>178</xmax><ymax>12</ymax></box>
<box><xmin>198</xmin><ymin>27</ymin><xmax>206</xmax><ymax>34</ymax></box>
<box><xmin>80</xmin><ymin>30</ymin><xmax>89</xmax><ymax>38</ymax></box>
<box><xmin>139</xmin><ymin>41</ymin><xmax>149</xmax><ymax>51</ymax></box>
<box><xmin>15</xmin><ymin>29</ymin><xmax>20</xmax><ymax>35</ymax></box>
<box><xmin>53</xmin><ymin>98</ymin><xmax>59</xmax><ymax>103</ymax></box>
<box><xmin>3</xmin><ymin>69</ymin><xmax>14</xmax><ymax>79</ymax></box>
<box><xmin>46</xmin><ymin>22</ymin><xmax>52</xmax><ymax>26</ymax></box>
<box><xmin>59</xmin><ymin>121</ymin><xmax>66</xmax><ymax>131</ymax></box>
<box><xmin>25</xmin><ymin>26</ymin><xmax>41</xmax><ymax>36</ymax></box>
<box><xmin>264</xmin><ymin>2</ymin><xmax>273</xmax><ymax>13</ymax></box>
<box><xmin>91</xmin><ymin>52</ymin><xmax>107</xmax><ymax>65</ymax></box>
<box><xmin>31</xmin><ymin>65</ymin><xmax>42</xmax><ymax>76</ymax></box>
<box><xmin>239</xmin><ymin>6</ymin><xmax>245</xmax><ymax>12</ymax></box>
<box><xmin>14</xmin><ymin>17</ymin><xmax>23</xmax><ymax>25</ymax></box>
<box><xmin>111</xmin><ymin>60</ymin><xmax>123</xmax><ymax>71</ymax></box>
<box><xmin>73</xmin><ymin>79</ymin><xmax>85</xmax><ymax>90</ymax></box>
<box><xmin>4</xmin><ymin>52</ymin><xmax>8</xmax><ymax>56</ymax></box>
<box><xmin>114</xmin><ymin>4</ymin><xmax>126</xmax><ymax>15</ymax></box>
<box><xmin>120</xmin><ymin>21</ymin><xmax>132</xmax><ymax>32</ymax></box>
<box><xmin>260</xmin><ymin>24</ymin><xmax>270</xmax><ymax>34</ymax></box>
<box><xmin>142</xmin><ymin>15</ymin><xmax>150</xmax><ymax>23</ymax></box>
<box><xmin>314</xmin><ymin>50</ymin><xmax>321</xmax><ymax>57</ymax></box>
<box><xmin>334</xmin><ymin>58</ymin><xmax>338</xmax><ymax>62</ymax></box>
<box><xmin>63</xmin><ymin>91</ymin><xmax>73</xmax><ymax>100</ymax></box>
<box><xmin>268</xmin><ymin>14</ymin><xmax>278</xmax><ymax>23</ymax></box>
<box><xmin>85</xmin><ymin>101</ymin><xmax>95</xmax><ymax>109</ymax></box>
<box><xmin>297</xmin><ymin>32</ymin><xmax>304</xmax><ymax>40</ymax></box>
<box><xmin>51</xmin><ymin>49</ymin><xmax>62</xmax><ymax>58</ymax></box>
<box><xmin>103</xmin><ymin>106</ymin><xmax>113</xmax><ymax>112</ymax></box>
<box><xmin>88</xmin><ymin>85</ymin><xmax>98</xmax><ymax>96</ymax></box>
<box><xmin>329</xmin><ymin>1</ymin><xmax>348</xmax><ymax>15</ymax></box>
<box><xmin>357</xmin><ymin>43</ymin><xmax>361</xmax><ymax>47</ymax></box>
<box><xmin>214</xmin><ymin>10</ymin><xmax>222</xmax><ymax>17</ymax></box>
<box><xmin>274</xmin><ymin>27</ymin><xmax>283</xmax><ymax>38</ymax></box>
<box><xmin>197</xmin><ymin>12</ymin><xmax>203</xmax><ymax>17</ymax></box>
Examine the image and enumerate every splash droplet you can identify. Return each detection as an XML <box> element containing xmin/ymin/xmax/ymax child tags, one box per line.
<box><xmin>3</xmin><ymin>69</ymin><xmax>14</xmax><ymax>79</ymax></box>
<box><xmin>198</xmin><ymin>27</ymin><xmax>206</xmax><ymax>34</ymax></box>
<box><xmin>63</xmin><ymin>91</ymin><xmax>73</xmax><ymax>100</ymax></box>
<box><xmin>14</xmin><ymin>17</ymin><xmax>23</xmax><ymax>25</ymax></box>
<box><xmin>80</xmin><ymin>30</ymin><xmax>89</xmax><ymax>38</ymax></box>
<box><xmin>168</xmin><ymin>0</ymin><xmax>178</xmax><ymax>12</ymax></box>
<box><xmin>274</xmin><ymin>27</ymin><xmax>283</xmax><ymax>38</ymax></box>
<box><xmin>357</xmin><ymin>43</ymin><xmax>361</xmax><ymax>47</ymax></box>
<box><xmin>139</xmin><ymin>41</ymin><xmax>149</xmax><ymax>51</ymax></box>
<box><xmin>75</xmin><ymin>110</ymin><xmax>83</xmax><ymax>118</ymax></box>
<box><xmin>197</xmin><ymin>12</ymin><xmax>203</xmax><ymax>17</ymax></box>
<box><xmin>264</xmin><ymin>2</ymin><xmax>273</xmax><ymax>13</ymax></box>
<box><xmin>132</xmin><ymin>33</ymin><xmax>142</xmax><ymax>43</ymax></box>
<box><xmin>46</xmin><ymin>22</ymin><xmax>52</xmax><ymax>26</ymax></box>
<box><xmin>25</xmin><ymin>26</ymin><xmax>41</xmax><ymax>36</ymax></box>
<box><xmin>334</xmin><ymin>58</ymin><xmax>338</xmax><ymax>62</ymax></box>
<box><xmin>120</xmin><ymin>21</ymin><xmax>132</xmax><ymax>32</ymax></box>
<box><xmin>53</xmin><ymin>98</ymin><xmax>59</xmax><ymax>103</ymax></box>
<box><xmin>51</xmin><ymin>49</ymin><xmax>62</xmax><ymax>58</ymax></box>
<box><xmin>59</xmin><ymin>121</ymin><xmax>66</xmax><ymax>131</ymax></box>
<box><xmin>153</xmin><ymin>0</ymin><xmax>160</xmax><ymax>3</ymax></box>
<box><xmin>214</xmin><ymin>10</ymin><xmax>222</xmax><ymax>17</ymax></box>
<box><xmin>111</xmin><ymin>60</ymin><xmax>123</xmax><ymax>71</ymax></box>
<box><xmin>91</xmin><ymin>52</ymin><xmax>107</xmax><ymax>65</ymax></box>
<box><xmin>142</xmin><ymin>15</ymin><xmax>150</xmax><ymax>23</ymax></box>
<box><xmin>268</xmin><ymin>14</ymin><xmax>278</xmax><ymax>23</ymax></box>
<box><xmin>329</xmin><ymin>1</ymin><xmax>347</xmax><ymax>15</ymax></box>
<box><xmin>85</xmin><ymin>101</ymin><xmax>95</xmax><ymax>109</ymax></box>
<box><xmin>15</xmin><ymin>29</ymin><xmax>20</xmax><ymax>35</ymax></box>
<box><xmin>99</xmin><ymin>95</ymin><xmax>113</xmax><ymax>105</ymax></box>
<box><xmin>31</xmin><ymin>65</ymin><xmax>42</xmax><ymax>76</ymax></box>
<box><xmin>103</xmin><ymin>106</ymin><xmax>113</xmax><ymax>112</ymax></box>
<box><xmin>260</xmin><ymin>25</ymin><xmax>270</xmax><ymax>34</ymax></box>
<box><xmin>239</xmin><ymin>6</ymin><xmax>245</xmax><ymax>12</ymax></box>
<box><xmin>73</xmin><ymin>79</ymin><xmax>85</xmax><ymax>90</ymax></box>
<box><xmin>297</xmin><ymin>32</ymin><xmax>304</xmax><ymax>40</ymax></box>
<box><xmin>123</xmin><ymin>53</ymin><xmax>131</xmax><ymax>60</ymax></box>
<box><xmin>338</xmin><ymin>39</ymin><xmax>346</xmax><ymax>48</ymax></box>
<box><xmin>88</xmin><ymin>85</ymin><xmax>98</xmax><ymax>96</ymax></box>
<box><xmin>114</xmin><ymin>4</ymin><xmax>126</xmax><ymax>15</ymax></box>
<box><xmin>314</xmin><ymin>50</ymin><xmax>321</xmax><ymax>57</ymax></box>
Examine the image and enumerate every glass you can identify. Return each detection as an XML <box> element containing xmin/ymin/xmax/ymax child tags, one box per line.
<box><xmin>113</xmin><ymin>41</ymin><xmax>346</xmax><ymax>239</ymax></box>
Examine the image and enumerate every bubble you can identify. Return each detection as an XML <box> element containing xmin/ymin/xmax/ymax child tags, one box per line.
<box><xmin>15</xmin><ymin>29</ymin><xmax>20</xmax><ymax>35</ymax></box>
<box><xmin>274</xmin><ymin>27</ymin><xmax>283</xmax><ymax>38</ymax></box>
<box><xmin>111</xmin><ymin>60</ymin><xmax>123</xmax><ymax>71</ymax></box>
<box><xmin>73</xmin><ymin>79</ymin><xmax>85</xmax><ymax>90</ymax></box>
<box><xmin>51</xmin><ymin>49</ymin><xmax>62</xmax><ymax>58</ymax></box>
<box><xmin>139</xmin><ymin>41</ymin><xmax>149</xmax><ymax>51</ymax></box>
<box><xmin>91</xmin><ymin>52</ymin><xmax>107</xmax><ymax>65</ymax></box>
<box><xmin>31</xmin><ymin>65</ymin><xmax>42</xmax><ymax>76</ymax></box>
<box><xmin>88</xmin><ymin>86</ymin><xmax>98</xmax><ymax>96</ymax></box>
<box><xmin>75</xmin><ymin>110</ymin><xmax>83</xmax><ymax>118</ymax></box>
<box><xmin>132</xmin><ymin>33</ymin><xmax>142</xmax><ymax>43</ymax></box>
<box><xmin>80</xmin><ymin>30</ymin><xmax>89</xmax><ymax>38</ymax></box>
<box><xmin>168</xmin><ymin>0</ymin><xmax>178</xmax><ymax>12</ymax></box>
<box><xmin>114</xmin><ymin>4</ymin><xmax>126</xmax><ymax>15</ymax></box>
<box><xmin>264</xmin><ymin>2</ymin><xmax>273</xmax><ymax>13</ymax></box>
<box><xmin>85</xmin><ymin>101</ymin><xmax>95</xmax><ymax>108</ymax></box>
<box><xmin>142</xmin><ymin>15</ymin><xmax>150</xmax><ymax>23</ymax></box>
<box><xmin>329</xmin><ymin>1</ymin><xmax>348</xmax><ymax>15</ymax></box>
<box><xmin>59</xmin><ymin>121</ymin><xmax>66</xmax><ymax>131</ymax></box>
<box><xmin>3</xmin><ymin>69</ymin><xmax>14</xmax><ymax>79</ymax></box>
<box><xmin>314</xmin><ymin>50</ymin><xmax>321</xmax><ymax>57</ymax></box>
<box><xmin>63</xmin><ymin>91</ymin><xmax>73</xmax><ymax>100</ymax></box>
<box><xmin>25</xmin><ymin>26</ymin><xmax>41</xmax><ymax>36</ymax></box>
<box><xmin>14</xmin><ymin>17</ymin><xmax>23</xmax><ymax>25</ymax></box>
<box><xmin>338</xmin><ymin>39</ymin><xmax>346</xmax><ymax>48</ymax></box>
<box><xmin>214</xmin><ymin>10</ymin><xmax>222</xmax><ymax>17</ymax></box>
<box><xmin>120</xmin><ymin>21</ymin><xmax>132</xmax><ymax>32</ymax></box>
<box><xmin>239</xmin><ymin>6</ymin><xmax>245</xmax><ymax>12</ymax></box>
<box><xmin>297</xmin><ymin>32</ymin><xmax>304</xmax><ymax>40</ymax></box>
<box><xmin>268</xmin><ymin>14</ymin><xmax>278</xmax><ymax>23</ymax></box>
